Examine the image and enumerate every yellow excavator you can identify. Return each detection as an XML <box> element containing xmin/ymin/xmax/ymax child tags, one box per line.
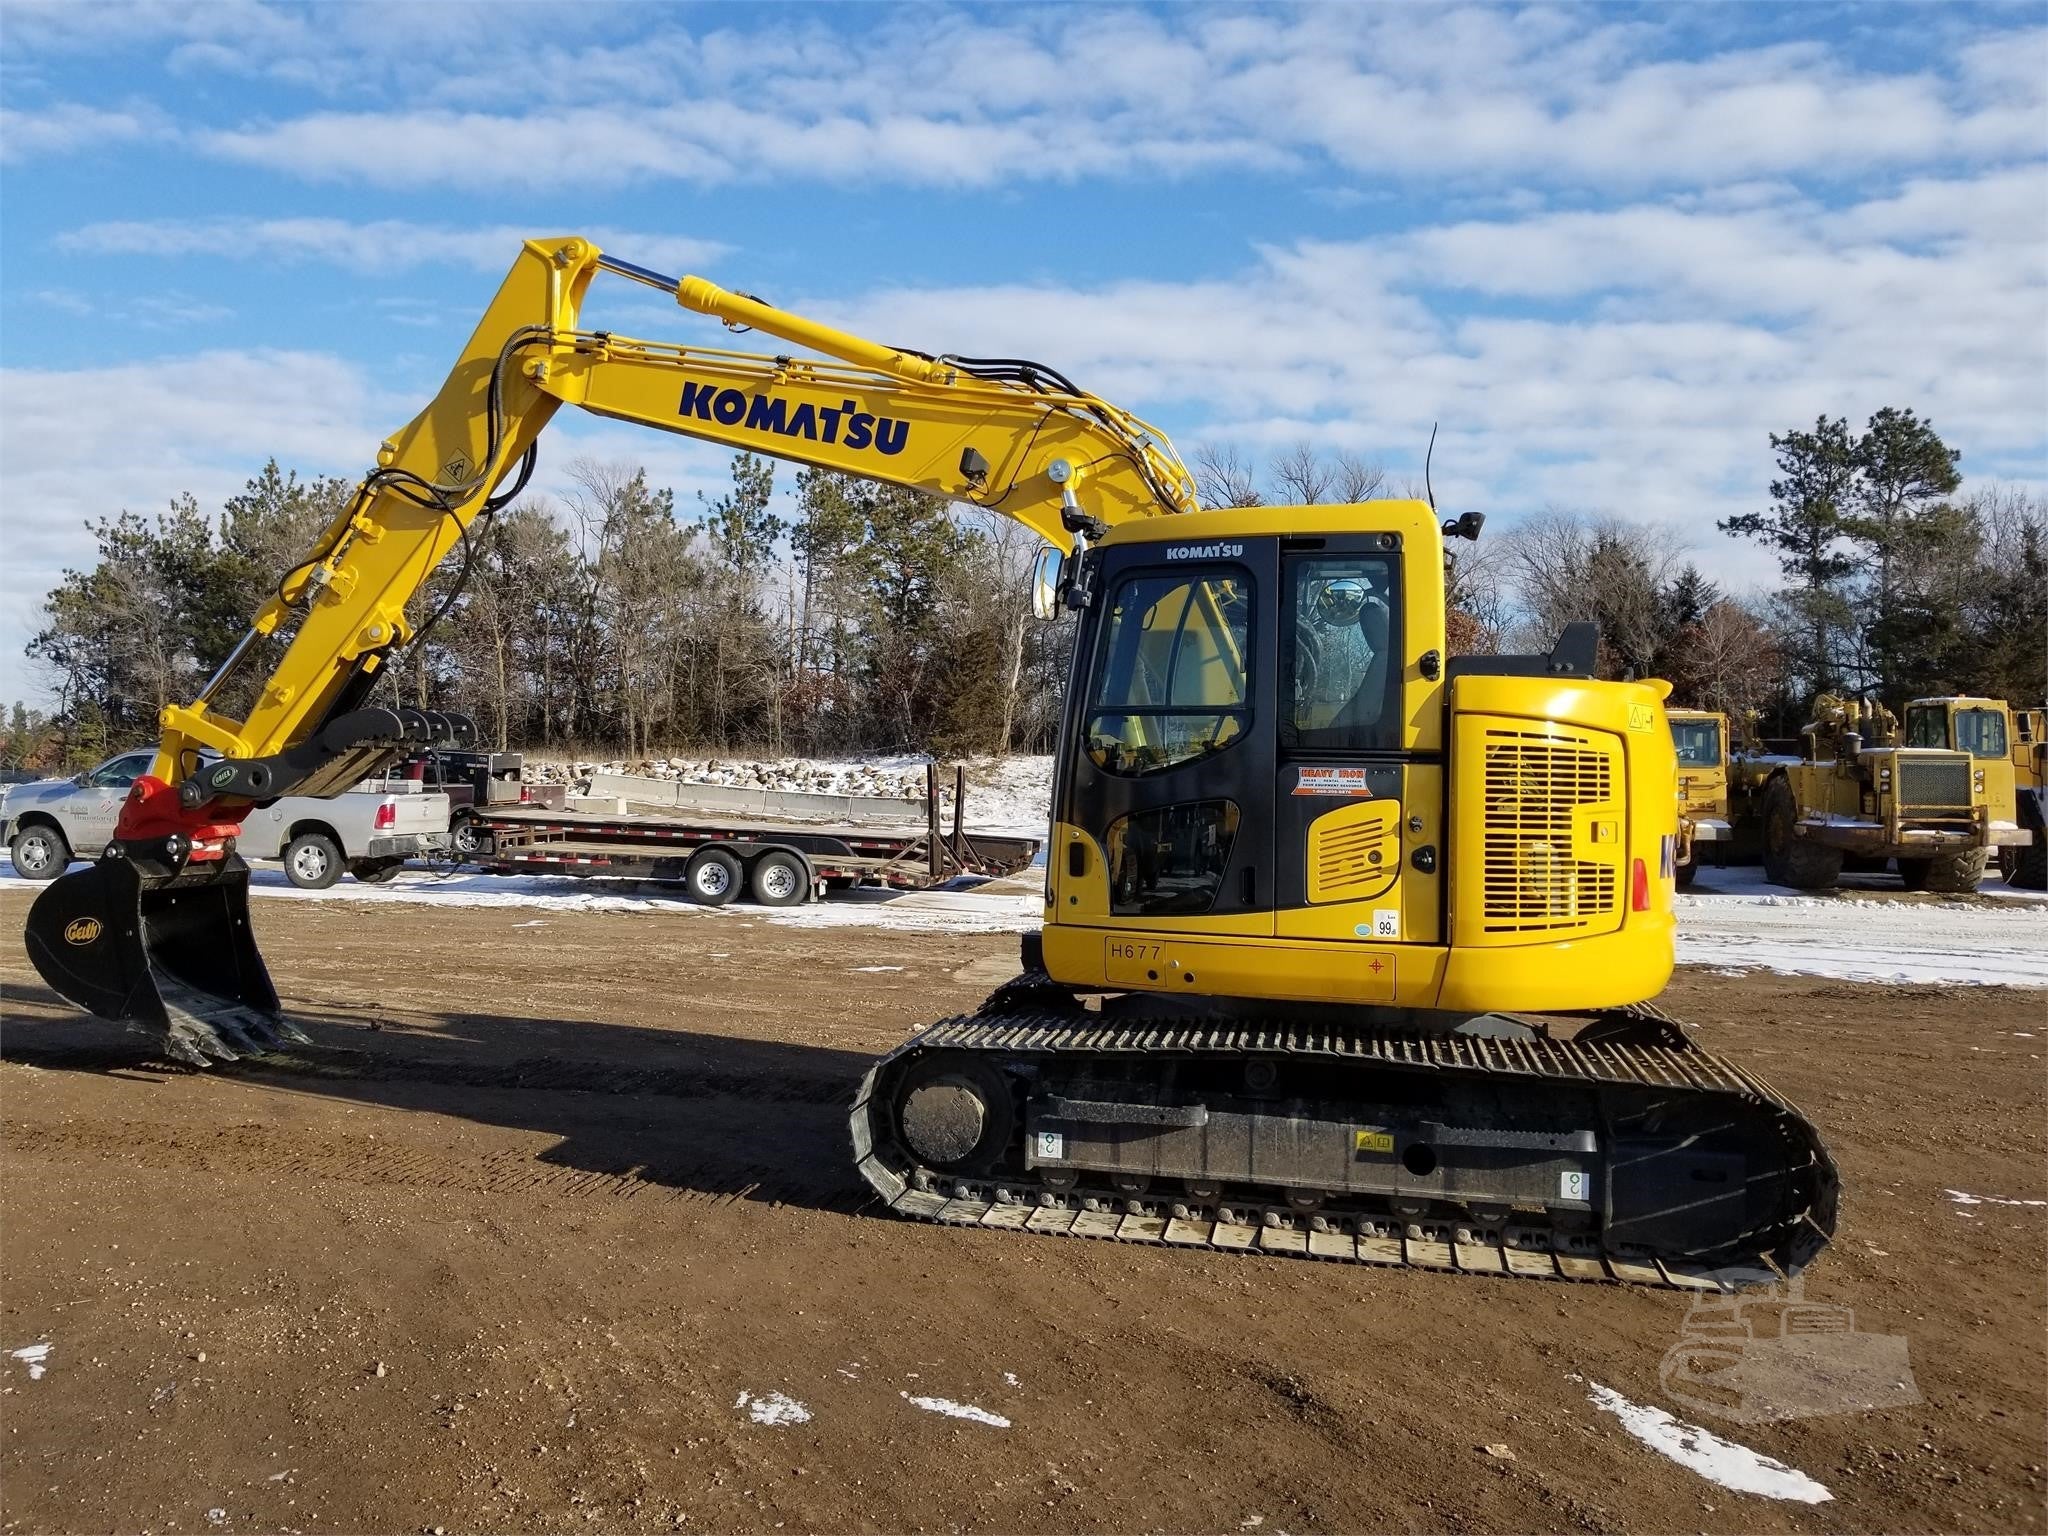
<box><xmin>25</xmin><ymin>237</ymin><xmax>1834</xmax><ymax>1286</ymax></box>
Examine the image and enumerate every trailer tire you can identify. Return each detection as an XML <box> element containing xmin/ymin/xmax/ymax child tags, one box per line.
<box><xmin>284</xmin><ymin>830</ymin><xmax>344</xmax><ymax>890</ymax></box>
<box><xmin>8</xmin><ymin>822</ymin><xmax>71</xmax><ymax>881</ymax></box>
<box><xmin>1898</xmin><ymin>849</ymin><xmax>1987</xmax><ymax>893</ymax></box>
<box><xmin>748</xmin><ymin>850</ymin><xmax>809</xmax><ymax>907</ymax></box>
<box><xmin>683</xmin><ymin>846</ymin><xmax>742</xmax><ymax>906</ymax></box>
<box><xmin>1760</xmin><ymin>777</ymin><xmax>1841</xmax><ymax>891</ymax></box>
<box><xmin>350</xmin><ymin>858</ymin><xmax>403</xmax><ymax>884</ymax></box>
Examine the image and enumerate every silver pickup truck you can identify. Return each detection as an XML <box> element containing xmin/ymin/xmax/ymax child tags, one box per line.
<box><xmin>2</xmin><ymin>748</ymin><xmax>451</xmax><ymax>889</ymax></box>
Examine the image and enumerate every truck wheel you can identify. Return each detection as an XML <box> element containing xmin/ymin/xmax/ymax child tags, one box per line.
<box><xmin>284</xmin><ymin>830</ymin><xmax>344</xmax><ymax>890</ymax></box>
<box><xmin>1760</xmin><ymin>778</ymin><xmax>1841</xmax><ymax>891</ymax></box>
<box><xmin>683</xmin><ymin>846</ymin><xmax>742</xmax><ymax>906</ymax></box>
<box><xmin>748</xmin><ymin>850</ymin><xmax>809</xmax><ymax>907</ymax></box>
<box><xmin>2003</xmin><ymin>842</ymin><xmax>2048</xmax><ymax>890</ymax></box>
<box><xmin>349</xmin><ymin>858</ymin><xmax>404</xmax><ymax>884</ymax></box>
<box><xmin>8</xmin><ymin>823</ymin><xmax>71</xmax><ymax>881</ymax></box>
<box><xmin>1899</xmin><ymin>849</ymin><xmax>1987</xmax><ymax>893</ymax></box>
<box><xmin>450</xmin><ymin>815</ymin><xmax>489</xmax><ymax>858</ymax></box>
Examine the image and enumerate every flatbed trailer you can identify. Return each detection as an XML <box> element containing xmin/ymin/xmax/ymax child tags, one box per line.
<box><xmin>464</xmin><ymin>765</ymin><xmax>1040</xmax><ymax>908</ymax></box>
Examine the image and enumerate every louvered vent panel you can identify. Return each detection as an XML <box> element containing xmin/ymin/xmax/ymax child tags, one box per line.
<box><xmin>1313</xmin><ymin>820</ymin><xmax>1387</xmax><ymax>899</ymax></box>
<box><xmin>1481</xmin><ymin>731</ymin><xmax>1618</xmax><ymax>933</ymax></box>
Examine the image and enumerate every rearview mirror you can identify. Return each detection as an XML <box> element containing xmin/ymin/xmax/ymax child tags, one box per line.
<box><xmin>1030</xmin><ymin>545</ymin><xmax>1065</xmax><ymax>621</ymax></box>
<box><xmin>72</xmin><ymin>773</ymin><xmax>90</xmax><ymax>787</ymax></box>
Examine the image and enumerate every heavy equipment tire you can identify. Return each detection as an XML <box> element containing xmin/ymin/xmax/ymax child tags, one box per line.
<box><xmin>8</xmin><ymin>823</ymin><xmax>71</xmax><ymax>881</ymax></box>
<box><xmin>1759</xmin><ymin>777</ymin><xmax>1841</xmax><ymax>891</ymax></box>
<box><xmin>2003</xmin><ymin>841</ymin><xmax>2048</xmax><ymax>891</ymax></box>
<box><xmin>683</xmin><ymin>846</ymin><xmax>742</xmax><ymax>906</ymax></box>
<box><xmin>283</xmin><ymin>831</ymin><xmax>344</xmax><ymax>890</ymax></box>
<box><xmin>1898</xmin><ymin>848</ymin><xmax>1987</xmax><ymax>893</ymax></box>
<box><xmin>748</xmin><ymin>849</ymin><xmax>808</xmax><ymax>907</ymax></box>
<box><xmin>349</xmin><ymin>858</ymin><xmax>404</xmax><ymax>884</ymax></box>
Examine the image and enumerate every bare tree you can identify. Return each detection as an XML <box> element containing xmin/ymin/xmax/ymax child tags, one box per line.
<box><xmin>1271</xmin><ymin>441</ymin><xmax>1333</xmax><ymax>505</ymax></box>
<box><xmin>1332</xmin><ymin>451</ymin><xmax>1388</xmax><ymax>502</ymax></box>
<box><xmin>1193</xmin><ymin>443</ymin><xmax>1263</xmax><ymax>508</ymax></box>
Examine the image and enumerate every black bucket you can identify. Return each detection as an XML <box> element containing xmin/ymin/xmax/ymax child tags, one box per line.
<box><xmin>24</xmin><ymin>853</ymin><xmax>304</xmax><ymax>1065</ymax></box>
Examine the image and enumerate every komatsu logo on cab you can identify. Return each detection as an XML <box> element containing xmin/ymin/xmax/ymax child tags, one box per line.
<box><xmin>1164</xmin><ymin>541</ymin><xmax>1245</xmax><ymax>561</ymax></box>
<box><xmin>679</xmin><ymin>382</ymin><xmax>908</xmax><ymax>456</ymax></box>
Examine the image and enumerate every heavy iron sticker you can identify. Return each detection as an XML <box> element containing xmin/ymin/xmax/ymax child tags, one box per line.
<box><xmin>1293</xmin><ymin>765</ymin><xmax>1375</xmax><ymax>797</ymax></box>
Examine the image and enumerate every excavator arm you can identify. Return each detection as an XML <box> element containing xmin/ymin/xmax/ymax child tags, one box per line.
<box><xmin>24</xmin><ymin>234</ymin><xmax>1196</xmax><ymax>1059</ymax></box>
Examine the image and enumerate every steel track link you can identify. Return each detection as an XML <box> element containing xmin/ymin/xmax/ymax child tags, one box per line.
<box><xmin>850</xmin><ymin>986</ymin><xmax>1838</xmax><ymax>1293</ymax></box>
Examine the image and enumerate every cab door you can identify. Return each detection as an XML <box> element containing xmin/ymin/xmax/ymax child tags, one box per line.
<box><xmin>1271</xmin><ymin>537</ymin><xmax>1441</xmax><ymax>948</ymax></box>
<box><xmin>1055</xmin><ymin>538</ymin><xmax>1278</xmax><ymax>938</ymax></box>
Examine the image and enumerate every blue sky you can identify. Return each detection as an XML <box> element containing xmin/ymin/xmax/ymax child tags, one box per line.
<box><xmin>2</xmin><ymin>1</ymin><xmax>2044</xmax><ymax>705</ymax></box>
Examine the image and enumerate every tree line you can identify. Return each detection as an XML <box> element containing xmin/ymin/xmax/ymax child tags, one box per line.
<box><xmin>8</xmin><ymin>410</ymin><xmax>2041</xmax><ymax>773</ymax></box>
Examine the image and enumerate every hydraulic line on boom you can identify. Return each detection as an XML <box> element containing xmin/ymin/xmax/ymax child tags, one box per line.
<box><xmin>24</xmin><ymin>236</ymin><xmax>1837</xmax><ymax>1287</ymax></box>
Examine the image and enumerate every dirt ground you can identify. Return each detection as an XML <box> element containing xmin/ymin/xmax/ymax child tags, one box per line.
<box><xmin>2</xmin><ymin>888</ymin><xmax>2043</xmax><ymax>1536</ymax></box>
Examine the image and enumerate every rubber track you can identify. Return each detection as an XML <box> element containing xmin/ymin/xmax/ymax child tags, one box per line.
<box><xmin>851</xmin><ymin>1000</ymin><xmax>1837</xmax><ymax>1293</ymax></box>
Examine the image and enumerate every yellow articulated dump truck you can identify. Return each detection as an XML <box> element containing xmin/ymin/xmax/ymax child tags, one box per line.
<box><xmin>1668</xmin><ymin>709</ymin><xmax>1730</xmax><ymax>890</ymax></box>
<box><xmin>1903</xmin><ymin>697</ymin><xmax>2047</xmax><ymax>891</ymax></box>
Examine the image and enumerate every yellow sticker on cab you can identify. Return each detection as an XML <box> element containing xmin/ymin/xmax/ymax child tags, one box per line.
<box><xmin>1353</xmin><ymin>1129</ymin><xmax>1394</xmax><ymax>1155</ymax></box>
<box><xmin>1628</xmin><ymin>703</ymin><xmax>1657</xmax><ymax>732</ymax></box>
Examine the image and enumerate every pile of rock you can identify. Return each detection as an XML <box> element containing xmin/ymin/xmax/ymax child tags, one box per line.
<box><xmin>523</xmin><ymin>756</ymin><xmax>937</xmax><ymax>801</ymax></box>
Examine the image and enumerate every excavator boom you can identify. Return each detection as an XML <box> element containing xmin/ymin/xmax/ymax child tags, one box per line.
<box><xmin>25</xmin><ymin>235</ymin><xmax>1195</xmax><ymax>1055</ymax></box>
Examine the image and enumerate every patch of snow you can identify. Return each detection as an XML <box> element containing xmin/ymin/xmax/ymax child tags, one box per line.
<box><xmin>900</xmin><ymin>1390</ymin><xmax>1010</xmax><ymax>1428</ymax></box>
<box><xmin>510</xmin><ymin>919</ymin><xmax>547</xmax><ymax>928</ymax></box>
<box><xmin>851</xmin><ymin>965</ymin><xmax>904</xmax><ymax>973</ymax></box>
<box><xmin>7</xmin><ymin>1342</ymin><xmax>51</xmax><ymax>1380</ymax></box>
<box><xmin>734</xmin><ymin>1389</ymin><xmax>812</xmax><ymax>1427</ymax></box>
<box><xmin>1003</xmin><ymin>1371</ymin><xmax>1021</xmax><ymax>1388</ymax></box>
<box><xmin>1943</xmin><ymin>1189</ymin><xmax>2047</xmax><ymax>1208</ymax></box>
<box><xmin>1585</xmin><ymin>1382</ymin><xmax>1831</xmax><ymax>1503</ymax></box>
<box><xmin>1676</xmin><ymin>865</ymin><xmax>2048</xmax><ymax>987</ymax></box>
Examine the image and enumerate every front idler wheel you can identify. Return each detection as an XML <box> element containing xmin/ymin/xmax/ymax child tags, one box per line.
<box><xmin>891</xmin><ymin>1055</ymin><xmax>1013</xmax><ymax>1175</ymax></box>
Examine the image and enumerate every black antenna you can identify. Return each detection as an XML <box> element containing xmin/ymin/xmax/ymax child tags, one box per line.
<box><xmin>1424</xmin><ymin>422</ymin><xmax>1438</xmax><ymax>511</ymax></box>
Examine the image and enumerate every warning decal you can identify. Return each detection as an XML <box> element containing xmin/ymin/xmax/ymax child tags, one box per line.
<box><xmin>1293</xmin><ymin>766</ymin><xmax>1375</xmax><ymax>797</ymax></box>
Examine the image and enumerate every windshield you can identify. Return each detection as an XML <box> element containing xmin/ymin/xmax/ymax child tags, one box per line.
<box><xmin>1905</xmin><ymin>706</ymin><xmax>1946</xmax><ymax>748</ymax></box>
<box><xmin>1954</xmin><ymin>708</ymin><xmax>2007</xmax><ymax>758</ymax></box>
<box><xmin>1086</xmin><ymin>567</ymin><xmax>1251</xmax><ymax>777</ymax></box>
<box><xmin>1670</xmin><ymin>718</ymin><xmax>1722</xmax><ymax>769</ymax></box>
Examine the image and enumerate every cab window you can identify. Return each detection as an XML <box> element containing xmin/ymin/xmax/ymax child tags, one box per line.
<box><xmin>1086</xmin><ymin>568</ymin><xmax>1251</xmax><ymax>777</ymax></box>
<box><xmin>1670</xmin><ymin>718</ymin><xmax>1722</xmax><ymax>769</ymax></box>
<box><xmin>1905</xmin><ymin>707</ymin><xmax>1946</xmax><ymax>749</ymax></box>
<box><xmin>1953</xmin><ymin>709</ymin><xmax>2007</xmax><ymax>758</ymax></box>
<box><xmin>1281</xmin><ymin>555</ymin><xmax>1400</xmax><ymax>752</ymax></box>
<box><xmin>88</xmin><ymin>752</ymin><xmax>152</xmax><ymax>789</ymax></box>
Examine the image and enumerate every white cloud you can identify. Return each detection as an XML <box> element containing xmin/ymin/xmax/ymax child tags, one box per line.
<box><xmin>2</xmin><ymin>163</ymin><xmax>2042</xmax><ymax>703</ymax></box>
<box><xmin>76</xmin><ymin>9</ymin><xmax>2033</xmax><ymax>190</ymax></box>
<box><xmin>55</xmin><ymin>218</ymin><xmax>730</xmax><ymax>275</ymax></box>
<box><xmin>0</xmin><ymin>101</ymin><xmax>164</xmax><ymax>162</ymax></box>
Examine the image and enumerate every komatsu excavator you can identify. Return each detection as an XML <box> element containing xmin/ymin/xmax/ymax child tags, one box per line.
<box><xmin>25</xmin><ymin>237</ymin><xmax>1835</xmax><ymax>1287</ymax></box>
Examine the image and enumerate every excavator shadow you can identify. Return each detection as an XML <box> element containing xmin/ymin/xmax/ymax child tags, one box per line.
<box><xmin>0</xmin><ymin>984</ymin><xmax>879</xmax><ymax>1217</ymax></box>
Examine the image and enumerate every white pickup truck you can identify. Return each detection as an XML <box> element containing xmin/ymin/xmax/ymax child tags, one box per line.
<box><xmin>1</xmin><ymin>748</ymin><xmax>451</xmax><ymax>889</ymax></box>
